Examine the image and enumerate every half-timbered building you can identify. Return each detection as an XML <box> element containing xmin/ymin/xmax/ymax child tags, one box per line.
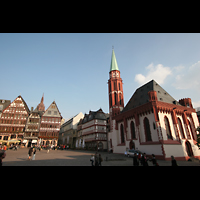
<box><xmin>24</xmin><ymin>95</ymin><xmax>45</xmax><ymax>147</ymax></box>
<box><xmin>0</xmin><ymin>95</ymin><xmax>29</xmax><ymax>145</ymax></box>
<box><xmin>39</xmin><ymin>101</ymin><xmax>62</xmax><ymax>146</ymax></box>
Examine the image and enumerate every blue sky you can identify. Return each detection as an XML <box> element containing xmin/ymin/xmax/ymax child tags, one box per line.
<box><xmin>1</xmin><ymin>33</ymin><xmax>200</xmax><ymax>120</ymax></box>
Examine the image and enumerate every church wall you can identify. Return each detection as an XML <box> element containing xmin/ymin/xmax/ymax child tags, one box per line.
<box><xmin>139</xmin><ymin>113</ymin><xmax>159</xmax><ymax>142</ymax></box>
<box><xmin>158</xmin><ymin>111</ymin><xmax>176</xmax><ymax>140</ymax></box>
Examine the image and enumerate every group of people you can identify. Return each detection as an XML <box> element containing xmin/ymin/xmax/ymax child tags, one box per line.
<box><xmin>132</xmin><ymin>153</ymin><xmax>158</xmax><ymax>166</ymax></box>
<box><xmin>132</xmin><ymin>153</ymin><xmax>178</xmax><ymax>166</ymax></box>
<box><xmin>90</xmin><ymin>152</ymin><xmax>103</xmax><ymax>166</ymax></box>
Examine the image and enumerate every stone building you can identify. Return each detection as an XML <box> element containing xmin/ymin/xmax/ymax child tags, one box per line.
<box><xmin>108</xmin><ymin>49</ymin><xmax>200</xmax><ymax>160</ymax></box>
<box><xmin>77</xmin><ymin>109</ymin><xmax>108</xmax><ymax>151</ymax></box>
<box><xmin>58</xmin><ymin>112</ymin><xmax>84</xmax><ymax>148</ymax></box>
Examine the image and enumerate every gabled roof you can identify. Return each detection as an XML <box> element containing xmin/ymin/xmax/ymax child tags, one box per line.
<box><xmin>42</xmin><ymin>101</ymin><xmax>62</xmax><ymax>118</ymax></box>
<box><xmin>82</xmin><ymin>108</ymin><xmax>107</xmax><ymax>124</ymax></box>
<box><xmin>110</xmin><ymin>49</ymin><xmax>119</xmax><ymax>72</ymax></box>
<box><xmin>122</xmin><ymin>80</ymin><xmax>180</xmax><ymax>112</ymax></box>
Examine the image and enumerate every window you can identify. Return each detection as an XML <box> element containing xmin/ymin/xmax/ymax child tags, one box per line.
<box><xmin>177</xmin><ymin>118</ymin><xmax>185</xmax><ymax>139</ymax></box>
<box><xmin>188</xmin><ymin>119</ymin><xmax>196</xmax><ymax>140</ymax></box>
<box><xmin>164</xmin><ymin>116</ymin><xmax>173</xmax><ymax>139</ymax></box>
<box><xmin>114</xmin><ymin>93</ymin><xmax>117</xmax><ymax>105</ymax></box>
<box><xmin>54</xmin><ymin>111</ymin><xmax>57</xmax><ymax>115</ymax></box>
<box><xmin>120</xmin><ymin>124</ymin><xmax>125</xmax><ymax>143</ymax></box>
<box><xmin>48</xmin><ymin>111</ymin><xmax>51</xmax><ymax>115</ymax></box>
<box><xmin>144</xmin><ymin>117</ymin><xmax>152</xmax><ymax>141</ymax></box>
<box><xmin>131</xmin><ymin>121</ymin><xmax>136</xmax><ymax>139</ymax></box>
<box><xmin>119</xmin><ymin>94</ymin><xmax>122</xmax><ymax>105</ymax></box>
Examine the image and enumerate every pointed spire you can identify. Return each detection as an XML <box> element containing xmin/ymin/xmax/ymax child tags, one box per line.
<box><xmin>110</xmin><ymin>48</ymin><xmax>119</xmax><ymax>72</ymax></box>
<box><xmin>41</xmin><ymin>93</ymin><xmax>44</xmax><ymax>103</ymax></box>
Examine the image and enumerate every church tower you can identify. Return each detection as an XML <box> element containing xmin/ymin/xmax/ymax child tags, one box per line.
<box><xmin>37</xmin><ymin>94</ymin><xmax>45</xmax><ymax>111</ymax></box>
<box><xmin>108</xmin><ymin>49</ymin><xmax>124</xmax><ymax>129</ymax></box>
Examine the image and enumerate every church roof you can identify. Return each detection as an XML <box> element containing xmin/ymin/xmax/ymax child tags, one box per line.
<box><xmin>110</xmin><ymin>49</ymin><xmax>119</xmax><ymax>72</ymax></box>
<box><xmin>122</xmin><ymin>80</ymin><xmax>180</xmax><ymax>112</ymax></box>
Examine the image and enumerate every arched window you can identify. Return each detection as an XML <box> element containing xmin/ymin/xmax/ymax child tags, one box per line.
<box><xmin>164</xmin><ymin>116</ymin><xmax>173</xmax><ymax>140</ymax></box>
<box><xmin>144</xmin><ymin>117</ymin><xmax>152</xmax><ymax>141</ymax></box>
<box><xmin>131</xmin><ymin>121</ymin><xmax>136</xmax><ymax>139</ymax></box>
<box><xmin>188</xmin><ymin>119</ymin><xmax>196</xmax><ymax>140</ymax></box>
<box><xmin>114</xmin><ymin>93</ymin><xmax>117</xmax><ymax>105</ymax></box>
<box><xmin>177</xmin><ymin>118</ymin><xmax>185</xmax><ymax>139</ymax></box>
<box><xmin>119</xmin><ymin>94</ymin><xmax>122</xmax><ymax>105</ymax></box>
<box><xmin>120</xmin><ymin>124</ymin><xmax>125</xmax><ymax>143</ymax></box>
<box><xmin>110</xmin><ymin>95</ymin><xmax>112</xmax><ymax>107</ymax></box>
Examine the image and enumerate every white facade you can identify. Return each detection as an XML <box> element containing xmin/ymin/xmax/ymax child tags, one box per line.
<box><xmin>108</xmin><ymin>109</ymin><xmax>200</xmax><ymax>160</ymax></box>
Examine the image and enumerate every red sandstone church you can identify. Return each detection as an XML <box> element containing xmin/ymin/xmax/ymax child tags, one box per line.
<box><xmin>108</xmin><ymin>49</ymin><xmax>200</xmax><ymax>160</ymax></box>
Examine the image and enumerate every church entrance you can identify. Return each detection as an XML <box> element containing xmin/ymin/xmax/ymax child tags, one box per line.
<box><xmin>129</xmin><ymin>141</ymin><xmax>135</xmax><ymax>149</ymax></box>
<box><xmin>185</xmin><ymin>141</ymin><xmax>193</xmax><ymax>157</ymax></box>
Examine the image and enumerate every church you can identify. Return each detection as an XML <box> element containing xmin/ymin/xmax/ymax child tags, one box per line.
<box><xmin>108</xmin><ymin>49</ymin><xmax>200</xmax><ymax>160</ymax></box>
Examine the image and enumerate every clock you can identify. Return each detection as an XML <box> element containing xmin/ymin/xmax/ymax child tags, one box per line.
<box><xmin>116</xmin><ymin>72</ymin><xmax>119</xmax><ymax>77</ymax></box>
<box><xmin>112</xmin><ymin>72</ymin><xmax>116</xmax><ymax>77</ymax></box>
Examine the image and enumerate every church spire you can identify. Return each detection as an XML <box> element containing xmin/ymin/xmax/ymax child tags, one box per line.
<box><xmin>37</xmin><ymin>94</ymin><xmax>45</xmax><ymax>111</ymax></box>
<box><xmin>110</xmin><ymin>49</ymin><xmax>119</xmax><ymax>72</ymax></box>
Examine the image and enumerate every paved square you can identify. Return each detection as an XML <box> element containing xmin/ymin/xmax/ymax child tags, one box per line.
<box><xmin>2</xmin><ymin>148</ymin><xmax>200</xmax><ymax>166</ymax></box>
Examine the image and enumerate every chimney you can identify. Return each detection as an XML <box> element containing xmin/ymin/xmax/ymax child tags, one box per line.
<box><xmin>31</xmin><ymin>107</ymin><xmax>34</xmax><ymax>112</ymax></box>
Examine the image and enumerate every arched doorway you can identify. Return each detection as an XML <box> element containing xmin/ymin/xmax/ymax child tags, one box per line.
<box><xmin>129</xmin><ymin>141</ymin><xmax>135</xmax><ymax>149</ymax></box>
<box><xmin>185</xmin><ymin>141</ymin><xmax>193</xmax><ymax>157</ymax></box>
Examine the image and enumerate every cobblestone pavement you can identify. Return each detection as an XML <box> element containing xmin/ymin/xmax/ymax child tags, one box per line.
<box><xmin>2</xmin><ymin>148</ymin><xmax>200</xmax><ymax>166</ymax></box>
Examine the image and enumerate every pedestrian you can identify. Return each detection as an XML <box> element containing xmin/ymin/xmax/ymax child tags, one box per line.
<box><xmin>0</xmin><ymin>150</ymin><xmax>6</xmax><ymax>166</ymax></box>
<box><xmin>90</xmin><ymin>154</ymin><xmax>95</xmax><ymax>166</ymax></box>
<box><xmin>133</xmin><ymin>153</ymin><xmax>139</xmax><ymax>166</ymax></box>
<box><xmin>32</xmin><ymin>148</ymin><xmax>36</xmax><ymax>160</ymax></box>
<box><xmin>99</xmin><ymin>154</ymin><xmax>103</xmax><ymax>166</ymax></box>
<box><xmin>3</xmin><ymin>145</ymin><xmax>7</xmax><ymax>151</ymax></box>
<box><xmin>150</xmin><ymin>154</ymin><xmax>159</xmax><ymax>166</ymax></box>
<box><xmin>171</xmin><ymin>155</ymin><xmax>178</xmax><ymax>166</ymax></box>
<box><xmin>47</xmin><ymin>145</ymin><xmax>50</xmax><ymax>153</ymax></box>
<box><xmin>141</xmin><ymin>153</ymin><xmax>149</xmax><ymax>166</ymax></box>
<box><xmin>28</xmin><ymin>147</ymin><xmax>33</xmax><ymax>160</ymax></box>
<box><xmin>95</xmin><ymin>152</ymin><xmax>99</xmax><ymax>166</ymax></box>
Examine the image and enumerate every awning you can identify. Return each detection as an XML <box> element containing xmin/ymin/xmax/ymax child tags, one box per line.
<box><xmin>23</xmin><ymin>140</ymin><xmax>27</xmax><ymax>143</ymax></box>
<box><xmin>32</xmin><ymin>140</ymin><xmax>37</xmax><ymax>143</ymax></box>
<box><xmin>8</xmin><ymin>139</ymin><xmax>21</xmax><ymax>143</ymax></box>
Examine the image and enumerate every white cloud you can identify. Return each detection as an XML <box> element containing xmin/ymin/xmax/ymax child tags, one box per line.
<box><xmin>193</xmin><ymin>100</ymin><xmax>200</xmax><ymax>109</ymax></box>
<box><xmin>134</xmin><ymin>63</ymin><xmax>172</xmax><ymax>86</ymax></box>
<box><xmin>172</xmin><ymin>61</ymin><xmax>200</xmax><ymax>90</ymax></box>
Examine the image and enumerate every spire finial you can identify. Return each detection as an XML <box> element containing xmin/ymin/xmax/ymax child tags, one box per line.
<box><xmin>112</xmin><ymin>45</ymin><xmax>114</xmax><ymax>50</ymax></box>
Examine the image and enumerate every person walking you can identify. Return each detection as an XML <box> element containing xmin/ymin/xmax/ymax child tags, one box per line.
<box><xmin>28</xmin><ymin>147</ymin><xmax>33</xmax><ymax>160</ymax></box>
<box><xmin>133</xmin><ymin>153</ymin><xmax>139</xmax><ymax>166</ymax></box>
<box><xmin>90</xmin><ymin>154</ymin><xmax>95</xmax><ymax>166</ymax></box>
<box><xmin>141</xmin><ymin>153</ymin><xmax>149</xmax><ymax>166</ymax></box>
<box><xmin>32</xmin><ymin>148</ymin><xmax>36</xmax><ymax>160</ymax></box>
<box><xmin>150</xmin><ymin>154</ymin><xmax>159</xmax><ymax>166</ymax></box>
<box><xmin>0</xmin><ymin>150</ymin><xmax>6</xmax><ymax>166</ymax></box>
<box><xmin>171</xmin><ymin>155</ymin><xmax>178</xmax><ymax>166</ymax></box>
<box><xmin>95</xmin><ymin>152</ymin><xmax>99</xmax><ymax>166</ymax></box>
<box><xmin>99</xmin><ymin>154</ymin><xmax>103</xmax><ymax>166</ymax></box>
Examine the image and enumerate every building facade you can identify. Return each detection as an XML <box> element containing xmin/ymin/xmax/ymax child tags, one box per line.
<box><xmin>0</xmin><ymin>95</ymin><xmax>29</xmax><ymax>145</ymax></box>
<box><xmin>58</xmin><ymin>112</ymin><xmax>84</xmax><ymax>148</ymax></box>
<box><xmin>77</xmin><ymin>109</ymin><xmax>108</xmax><ymax>151</ymax></box>
<box><xmin>108</xmin><ymin>49</ymin><xmax>200</xmax><ymax>160</ymax></box>
<box><xmin>24</xmin><ymin>95</ymin><xmax>45</xmax><ymax>147</ymax></box>
<box><xmin>39</xmin><ymin>101</ymin><xmax>62</xmax><ymax>146</ymax></box>
<box><xmin>0</xmin><ymin>99</ymin><xmax>11</xmax><ymax>118</ymax></box>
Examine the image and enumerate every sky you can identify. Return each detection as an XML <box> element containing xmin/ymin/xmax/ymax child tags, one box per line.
<box><xmin>1</xmin><ymin>33</ymin><xmax>200</xmax><ymax>121</ymax></box>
